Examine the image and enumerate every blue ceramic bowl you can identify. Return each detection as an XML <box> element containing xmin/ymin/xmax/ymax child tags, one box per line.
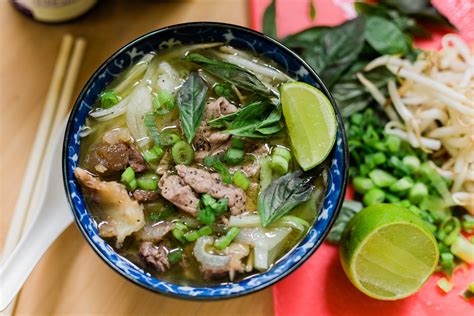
<box><xmin>63</xmin><ymin>22</ymin><xmax>348</xmax><ymax>300</ymax></box>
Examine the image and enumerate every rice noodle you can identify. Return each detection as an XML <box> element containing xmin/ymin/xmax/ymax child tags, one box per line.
<box><xmin>215</xmin><ymin>52</ymin><xmax>293</xmax><ymax>82</ymax></box>
<box><xmin>364</xmin><ymin>34</ymin><xmax>474</xmax><ymax>212</ymax></box>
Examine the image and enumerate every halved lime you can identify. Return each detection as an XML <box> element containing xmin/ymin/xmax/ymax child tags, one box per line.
<box><xmin>340</xmin><ymin>204</ymin><xmax>439</xmax><ymax>300</ymax></box>
<box><xmin>280</xmin><ymin>82</ymin><xmax>337</xmax><ymax>171</ymax></box>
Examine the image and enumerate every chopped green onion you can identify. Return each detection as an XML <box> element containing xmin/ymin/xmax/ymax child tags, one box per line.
<box><xmin>153</xmin><ymin>91</ymin><xmax>175</xmax><ymax>114</ymax></box>
<box><xmin>408</xmin><ymin>183</ymin><xmax>428</xmax><ymax>205</ymax></box>
<box><xmin>198</xmin><ymin>225</ymin><xmax>213</xmax><ymax>236</ymax></box>
<box><xmin>214</xmin><ymin>227</ymin><xmax>241</xmax><ymax>250</ymax></box>
<box><xmin>385</xmin><ymin>193</ymin><xmax>400</xmax><ymax>203</ymax></box>
<box><xmin>271</xmin><ymin>155</ymin><xmax>289</xmax><ymax>174</ymax></box>
<box><xmin>369</xmin><ymin>169</ymin><xmax>397</xmax><ymax>187</ymax></box>
<box><xmin>451</xmin><ymin>235</ymin><xmax>474</xmax><ymax>264</ymax></box>
<box><xmin>121</xmin><ymin>167</ymin><xmax>135</xmax><ymax>184</ymax></box>
<box><xmin>214</xmin><ymin>198</ymin><xmax>229</xmax><ymax>214</ymax></box>
<box><xmin>389</xmin><ymin>176</ymin><xmax>414</xmax><ymax>192</ymax></box>
<box><xmin>403</xmin><ymin>155</ymin><xmax>420</xmax><ymax>173</ymax></box>
<box><xmin>99</xmin><ymin>91</ymin><xmax>120</xmax><ymax>109</ymax></box>
<box><xmin>197</xmin><ymin>206</ymin><xmax>215</xmax><ymax>225</ymax></box>
<box><xmin>231</xmin><ymin>137</ymin><xmax>245</xmax><ymax>149</ymax></box>
<box><xmin>462</xmin><ymin>215</ymin><xmax>474</xmax><ymax>233</ymax></box>
<box><xmin>419</xmin><ymin>163</ymin><xmax>454</xmax><ymax>204</ymax></box>
<box><xmin>137</xmin><ymin>174</ymin><xmax>159</xmax><ymax>191</ymax></box>
<box><xmin>202</xmin><ymin>194</ymin><xmax>217</xmax><ymax>208</ymax></box>
<box><xmin>204</xmin><ymin>155</ymin><xmax>232</xmax><ymax>184</ymax></box>
<box><xmin>233</xmin><ymin>170</ymin><xmax>250</xmax><ymax>190</ymax></box>
<box><xmin>174</xmin><ymin>222</ymin><xmax>188</xmax><ymax>231</ymax></box>
<box><xmin>272</xmin><ymin>147</ymin><xmax>292</xmax><ymax>161</ymax></box>
<box><xmin>160</xmin><ymin>131</ymin><xmax>181</xmax><ymax>147</ymax></box>
<box><xmin>350</xmin><ymin>113</ymin><xmax>363</xmax><ymax>125</ymax></box>
<box><xmin>128</xmin><ymin>178</ymin><xmax>137</xmax><ymax>191</ymax></box>
<box><xmin>440</xmin><ymin>252</ymin><xmax>455</xmax><ymax>275</ymax></box>
<box><xmin>363</xmin><ymin>187</ymin><xmax>385</xmax><ymax>206</ymax></box>
<box><xmin>172</xmin><ymin>141</ymin><xmax>194</xmax><ymax>165</ymax></box>
<box><xmin>184</xmin><ymin>230</ymin><xmax>200</xmax><ymax>242</ymax></box>
<box><xmin>385</xmin><ymin>135</ymin><xmax>401</xmax><ymax>153</ymax></box>
<box><xmin>168</xmin><ymin>248</ymin><xmax>183</xmax><ymax>264</ymax></box>
<box><xmin>358</xmin><ymin>164</ymin><xmax>370</xmax><ymax>176</ymax></box>
<box><xmin>259</xmin><ymin>156</ymin><xmax>272</xmax><ymax>190</ymax></box>
<box><xmin>172</xmin><ymin>228</ymin><xmax>186</xmax><ymax>244</ymax></box>
<box><xmin>352</xmin><ymin>177</ymin><xmax>374</xmax><ymax>194</ymax></box>
<box><xmin>365</xmin><ymin>152</ymin><xmax>386</xmax><ymax>167</ymax></box>
<box><xmin>438</xmin><ymin>217</ymin><xmax>461</xmax><ymax>246</ymax></box>
<box><xmin>143</xmin><ymin>146</ymin><xmax>164</xmax><ymax>163</ymax></box>
<box><xmin>462</xmin><ymin>282</ymin><xmax>474</xmax><ymax>300</ymax></box>
<box><xmin>437</xmin><ymin>277</ymin><xmax>452</xmax><ymax>293</ymax></box>
<box><xmin>224</xmin><ymin>148</ymin><xmax>244</xmax><ymax>165</ymax></box>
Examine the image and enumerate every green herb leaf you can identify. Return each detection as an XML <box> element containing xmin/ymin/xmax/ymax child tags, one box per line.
<box><xmin>327</xmin><ymin>200</ymin><xmax>364</xmax><ymax>243</ymax></box>
<box><xmin>144</xmin><ymin>112</ymin><xmax>161</xmax><ymax>145</ymax></box>
<box><xmin>186</xmin><ymin>53</ymin><xmax>270</xmax><ymax>95</ymax></box>
<box><xmin>365</xmin><ymin>16</ymin><xmax>410</xmax><ymax>55</ymax></box>
<box><xmin>176</xmin><ymin>72</ymin><xmax>208</xmax><ymax>143</ymax></box>
<box><xmin>263</xmin><ymin>0</ymin><xmax>277</xmax><ymax>38</ymax></box>
<box><xmin>294</xmin><ymin>17</ymin><xmax>366</xmax><ymax>88</ymax></box>
<box><xmin>209</xmin><ymin>101</ymin><xmax>283</xmax><ymax>138</ymax></box>
<box><xmin>380</xmin><ymin>0</ymin><xmax>455</xmax><ymax>29</ymax></box>
<box><xmin>332</xmin><ymin>63</ymin><xmax>394</xmax><ymax>117</ymax></box>
<box><xmin>258</xmin><ymin>170</ymin><xmax>315</xmax><ymax>227</ymax></box>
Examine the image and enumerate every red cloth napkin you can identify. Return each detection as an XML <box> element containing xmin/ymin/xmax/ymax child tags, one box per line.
<box><xmin>249</xmin><ymin>1</ymin><xmax>474</xmax><ymax>315</ymax></box>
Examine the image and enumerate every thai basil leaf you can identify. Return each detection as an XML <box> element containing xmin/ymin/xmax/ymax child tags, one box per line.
<box><xmin>327</xmin><ymin>200</ymin><xmax>364</xmax><ymax>243</ymax></box>
<box><xmin>208</xmin><ymin>101</ymin><xmax>283</xmax><ymax>138</ymax></box>
<box><xmin>332</xmin><ymin>62</ymin><xmax>394</xmax><ymax>117</ymax></box>
<box><xmin>364</xmin><ymin>16</ymin><xmax>410</xmax><ymax>55</ymax></box>
<box><xmin>297</xmin><ymin>17</ymin><xmax>366</xmax><ymax>88</ymax></box>
<box><xmin>354</xmin><ymin>2</ymin><xmax>431</xmax><ymax>39</ymax></box>
<box><xmin>282</xmin><ymin>26</ymin><xmax>331</xmax><ymax>49</ymax></box>
<box><xmin>380</xmin><ymin>0</ymin><xmax>455</xmax><ymax>29</ymax></box>
<box><xmin>176</xmin><ymin>72</ymin><xmax>208</xmax><ymax>143</ymax></box>
<box><xmin>262</xmin><ymin>0</ymin><xmax>277</xmax><ymax>38</ymax></box>
<box><xmin>258</xmin><ymin>170</ymin><xmax>315</xmax><ymax>227</ymax></box>
<box><xmin>186</xmin><ymin>53</ymin><xmax>271</xmax><ymax>95</ymax></box>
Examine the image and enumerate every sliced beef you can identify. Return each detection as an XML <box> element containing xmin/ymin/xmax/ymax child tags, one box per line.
<box><xmin>175</xmin><ymin>165</ymin><xmax>246</xmax><ymax>215</ymax></box>
<box><xmin>158</xmin><ymin>173</ymin><xmax>200</xmax><ymax>216</ymax></box>
<box><xmin>132</xmin><ymin>189</ymin><xmax>161</xmax><ymax>202</ymax></box>
<box><xmin>128</xmin><ymin>145</ymin><xmax>148</xmax><ymax>172</ymax></box>
<box><xmin>74</xmin><ymin>167</ymin><xmax>145</xmax><ymax>247</ymax></box>
<box><xmin>85</xmin><ymin>128</ymin><xmax>148</xmax><ymax>176</ymax></box>
<box><xmin>139</xmin><ymin>242</ymin><xmax>169</xmax><ymax>273</ymax></box>
<box><xmin>136</xmin><ymin>222</ymin><xmax>174</xmax><ymax>242</ymax></box>
<box><xmin>193</xmin><ymin>97</ymin><xmax>237</xmax><ymax>158</ymax></box>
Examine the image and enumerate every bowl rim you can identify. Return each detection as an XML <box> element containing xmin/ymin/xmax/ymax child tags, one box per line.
<box><xmin>62</xmin><ymin>21</ymin><xmax>349</xmax><ymax>300</ymax></box>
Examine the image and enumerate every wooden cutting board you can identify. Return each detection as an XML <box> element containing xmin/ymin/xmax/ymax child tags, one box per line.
<box><xmin>0</xmin><ymin>1</ymin><xmax>274</xmax><ymax>315</ymax></box>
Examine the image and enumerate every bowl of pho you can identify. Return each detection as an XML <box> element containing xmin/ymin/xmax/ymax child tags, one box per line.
<box><xmin>63</xmin><ymin>22</ymin><xmax>348</xmax><ymax>299</ymax></box>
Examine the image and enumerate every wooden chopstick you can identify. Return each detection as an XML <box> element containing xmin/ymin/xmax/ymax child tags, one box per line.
<box><xmin>25</xmin><ymin>37</ymin><xmax>87</xmax><ymax>227</ymax></box>
<box><xmin>2</xmin><ymin>34</ymin><xmax>87</xmax><ymax>316</ymax></box>
<box><xmin>1</xmin><ymin>34</ymin><xmax>74</xmax><ymax>261</ymax></box>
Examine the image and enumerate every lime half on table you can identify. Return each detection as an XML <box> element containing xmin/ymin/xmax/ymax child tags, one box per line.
<box><xmin>280</xmin><ymin>82</ymin><xmax>337</xmax><ymax>171</ymax></box>
<box><xmin>340</xmin><ymin>204</ymin><xmax>439</xmax><ymax>300</ymax></box>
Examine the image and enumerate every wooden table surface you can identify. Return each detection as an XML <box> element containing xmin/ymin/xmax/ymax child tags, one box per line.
<box><xmin>0</xmin><ymin>1</ymin><xmax>274</xmax><ymax>315</ymax></box>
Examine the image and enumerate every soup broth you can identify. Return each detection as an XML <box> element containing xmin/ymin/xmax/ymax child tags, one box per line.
<box><xmin>75</xmin><ymin>43</ymin><xmax>329</xmax><ymax>286</ymax></box>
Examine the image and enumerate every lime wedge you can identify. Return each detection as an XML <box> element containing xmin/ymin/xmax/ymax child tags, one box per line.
<box><xmin>340</xmin><ymin>204</ymin><xmax>439</xmax><ymax>300</ymax></box>
<box><xmin>280</xmin><ymin>82</ymin><xmax>337</xmax><ymax>170</ymax></box>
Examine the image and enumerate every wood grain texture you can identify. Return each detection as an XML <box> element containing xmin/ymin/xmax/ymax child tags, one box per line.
<box><xmin>0</xmin><ymin>1</ymin><xmax>274</xmax><ymax>315</ymax></box>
